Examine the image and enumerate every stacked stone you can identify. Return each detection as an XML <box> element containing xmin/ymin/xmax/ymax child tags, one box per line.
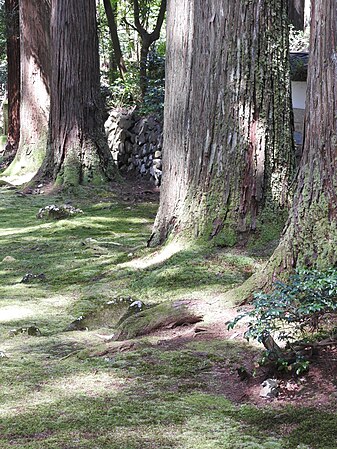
<box><xmin>105</xmin><ymin>109</ymin><xmax>163</xmax><ymax>186</ymax></box>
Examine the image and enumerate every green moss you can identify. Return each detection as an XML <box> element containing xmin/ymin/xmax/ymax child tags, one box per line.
<box><xmin>62</xmin><ymin>146</ymin><xmax>81</xmax><ymax>186</ymax></box>
<box><xmin>1</xmin><ymin>136</ymin><xmax>47</xmax><ymax>181</ymax></box>
<box><xmin>0</xmin><ymin>185</ymin><xmax>336</xmax><ymax>449</ymax></box>
<box><xmin>0</xmin><ymin>134</ymin><xmax>7</xmax><ymax>151</ymax></box>
<box><xmin>114</xmin><ymin>300</ymin><xmax>202</xmax><ymax>339</ymax></box>
<box><xmin>212</xmin><ymin>225</ymin><xmax>238</xmax><ymax>247</ymax></box>
<box><xmin>248</xmin><ymin>207</ymin><xmax>288</xmax><ymax>255</ymax></box>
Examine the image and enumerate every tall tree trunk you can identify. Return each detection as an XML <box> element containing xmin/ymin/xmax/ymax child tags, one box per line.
<box><xmin>103</xmin><ymin>0</ymin><xmax>127</xmax><ymax>79</ymax></box>
<box><xmin>41</xmin><ymin>0</ymin><xmax>115</xmax><ymax>186</ymax></box>
<box><xmin>263</xmin><ymin>0</ymin><xmax>337</xmax><ymax>276</ymax></box>
<box><xmin>3</xmin><ymin>0</ymin><xmax>50</xmax><ymax>183</ymax></box>
<box><xmin>150</xmin><ymin>0</ymin><xmax>295</xmax><ymax>248</ymax></box>
<box><xmin>4</xmin><ymin>0</ymin><xmax>20</xmax><ymax>159</ymax></box>
<box><xmin>139</xmin><ymin>40</ymin><xmax>150</xmax><ymax>98</ymax></box>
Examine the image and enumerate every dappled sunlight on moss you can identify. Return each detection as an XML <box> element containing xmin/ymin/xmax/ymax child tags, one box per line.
<box><xmin>0</xmin><ymin>369</ymin><xmax>126</xmax><ymax>419</ymax></box>
<box><xmin>0</xmin><ymin>186</ymin><xmax>336</xmax><ymax>448</ymax></box>
<box><xmin>123</xmin><ymin>239</ymin><xmax>187</xmax><ymax>269</ymax></box>
<box><xmin>0</xmin><ymin>304</ymin><xmax>36</xmax><ymax>322</ymax></box>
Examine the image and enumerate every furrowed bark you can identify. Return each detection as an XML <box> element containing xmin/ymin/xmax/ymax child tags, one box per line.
<box><xmin>4</xmin><ymin>0</ymin><xmax>20</xmax><ymax>159</ymax></box>
<box><xmin>263</xmin><ymin>0</ymin><xmax>337</xmax><ymax>278</ymax></box>
<box><xmin>3</xmin><ymin>0</ymin><xmax>50</xmax><ymax>182</ymax></box>
<box><xmin>41</xmin><ymin>0</ymin><xmax>116</xmax><ymax>186</ymax></box>
<box><xmin>150</xmin><ymin>0</ymin><xmax>295</xmax><ymax>248</ymax></box>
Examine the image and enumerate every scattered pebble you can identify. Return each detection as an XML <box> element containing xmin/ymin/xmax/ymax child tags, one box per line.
<box><xmin>260</xmin><ymin>378</ymin><xmax>279</xmax><ymax>399</ymax></box>
<box><xmin>21</xmin><ymin>273</ymin><xmax>46</xmax><ymax>283</ymax></box>
<box><xmin>2</xmin><ymin>256</ymin><xmax>16</xmax><ymax>263</ymax></box>
<box><xmin>9</xmin><ymin>325</ymin><xmax>42</xmax><ymax>337</ymax></box>
<box><xmin>37</xmin><ymin>204</ymin><xmax>83</xmax><ymax>220</ymax></box>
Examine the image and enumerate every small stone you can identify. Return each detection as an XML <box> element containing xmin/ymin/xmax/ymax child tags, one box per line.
<box><xmin>260</xmin><ymin>379</ymin><xmax>279</xmax><ymax>399</ymax></box>
<box><xmin>65</xmin><ymin>316</ymin><xmax>87</xmax><ymax>331</ymax></box>
<box><xmin>154</xmin><ymin>150</ymin><xmax>162</xmax><ymax>158</ymax></box>
<box><xmin>21</xmin><ymin>273</ymin><xmax>46</xmax><ymax>283</ymax></box>
<box><xmin>117</xmin><ymin>114</ymin><xmax>133</xmax><ymax>130</ymax></box>
<box><xmin>130</xmin><ymin>300</ymin><xmax>144</xmax><ymax>309</ymax></box>
<box><xmin>9</xmin><ymin>325</ymin><xmax>41</xmax><ymax>337</ymax></box>
<box><xmin>104</xmin><ymin>357</ymin><xmax>115</xmax><ymax>363</ymax></box>
<box><xmin>2</xmin><ymin>256</ymin><xmax>16</xmax><ymax>263</ymax></box>
<box><xmin>37</xmin><ymin>204</ymin><xmax>83</xmax><ymax>220</ymax></box>
<box><xmin>152</xmin><ymin>159</ymin><xmax>162</xmax><ymax>169</ymax></box>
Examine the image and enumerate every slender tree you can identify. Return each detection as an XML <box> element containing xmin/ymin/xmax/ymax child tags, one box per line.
<box><xmin>4</xmin><ymin>0</ymin><xmax>20</xmax><ymax>158</ymax></box>
<box><xmin>3</xmin><ymin>0</ymin><xmax>50</xmax><ymax>182</ymax></box>
<box><xmin>41</xmin><ymin>0</ymin><xmax>115</xmax><ymax>186</ymax></box>
<box><xmin>263</xmin><ymin>0</ymin><xmax>337</xmax><ymax>276</ymax></box>
<box><xmin>124</xmin><ymin>0</ymin><xmax>166</xmax><ymax>97</ymax></box>
<box><xmin>149</xmin><ymin>0</ymin><xmax>295</xmax><ymax>247</ymax></box>
<box><xmin>103</xmin><ymin>0</ymin><xmax>127</xmax><ymax>79</ymax></box>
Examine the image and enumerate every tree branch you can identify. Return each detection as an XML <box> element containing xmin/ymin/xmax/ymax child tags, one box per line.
<box><xmin>150</xmin><ymin>0</ymin><xmax>166</xmax><ymax>41</ymax></box>
<box><xmin>132</xmin><ymin>0</ymin><xmax>148</xmax><ymax>39</ymax></box>
<box><xmin>130</xmin><ymin>0</ymin><xmax>167</xmax><ymax>44</ymax></box>
<box><xmin>122</xmin><ymin>16</ymin><xmax>138</xmax><ymax>33</ymax></box>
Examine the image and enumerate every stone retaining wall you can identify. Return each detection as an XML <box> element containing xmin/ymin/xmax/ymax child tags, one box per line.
<box><xmin>105</xmin><ymin>109</ymin><xmax>163</xmax><ymax>186</ymax></box>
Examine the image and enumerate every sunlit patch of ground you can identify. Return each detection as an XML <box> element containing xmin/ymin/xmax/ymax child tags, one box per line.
<box><xmin>0</xmin><ymin>182</ymin><xmax>336</xmax><ymax>449</ymax></box>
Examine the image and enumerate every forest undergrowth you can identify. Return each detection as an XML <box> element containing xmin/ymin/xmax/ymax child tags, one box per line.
<box><xmin>0</xmin><ymin>179</ymin><xmax>336</xmax><ymax>449</ymax></box>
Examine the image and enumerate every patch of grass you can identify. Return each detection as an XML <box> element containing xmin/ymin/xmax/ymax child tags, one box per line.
<box><xmin>0</xmin><ymin>185</ymin><xmax>336</xmax><ymax>449</ymax></box>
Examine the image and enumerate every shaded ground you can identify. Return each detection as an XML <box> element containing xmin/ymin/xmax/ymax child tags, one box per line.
<box><xmin>0</xmin><ymin>178</ymin><xmax>336</xmax><ymax>449</ymax></box>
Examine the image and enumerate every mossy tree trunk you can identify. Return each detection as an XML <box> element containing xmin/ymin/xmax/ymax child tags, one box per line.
<box><xmin>150</xmin><ymin>0</ymin><xmax>295</xmax><ymax>247</ymax></box>
<box><xmin>4</xmin><ymin>0</ymin><xmax>20</xmax><ymax>158</ymax></box>
<box><xmin>41</xmin><ymin>0</ymin><xmax>115</xmax><ymax>186</ymax></box>
<box><xmin>264</xmin><ymin>0</ymin><xmax>337</xmax><ymax>275</ymax></box>
<box><xmin>3</xmin><ymin>0</ymin><xmax>50</xmax><ymax>181</ymax></box>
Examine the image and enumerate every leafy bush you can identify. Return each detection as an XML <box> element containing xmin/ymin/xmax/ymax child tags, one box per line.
<box><xmin>289</xmin><ymin>25</ymin><xmax>310</xmax><ymax>52</ymax></box>
<box><xmin>230</xmin><ymin>269</ymin><xmax>337</xmax><ymax>344</ymax></box>
<box><xmin>229</xmin><ymin>269</ymin><xmax>337</xmax><ymax>373</ymax></box>
<box><xmin>104</xmin><ymin>53</ymin><xmax>165</xmax><ymax>116</ymax></box>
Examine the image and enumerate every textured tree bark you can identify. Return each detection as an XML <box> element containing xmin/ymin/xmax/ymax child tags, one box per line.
<box><xmin>150</xmin><ymin>0</ymin><xmax>295</xmax><ymax>248</ymax></box>
<box><xmin>41</xmin><ymin>0</ymin><xmax>115</xmax><ymax>186</ymax></box>
<box><xmin>4</xmin><ymin>0</ymin><xmax>20</xmax><ymax>159</ymax></box>
<box><xmin>263</xmin><ymin>0</ymin><xmax>337</xmax><ymax>276</ymax></box>
<box><xmin>3</xmin><ymin>0</ymin><xmax>50</xmax><ymax>182</ymax></box>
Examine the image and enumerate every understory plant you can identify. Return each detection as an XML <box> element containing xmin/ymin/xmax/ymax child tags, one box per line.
<box><xmin>229</xmin><ymin>269</ymin><xmax>337</xmax><ymax>373</ymax></box>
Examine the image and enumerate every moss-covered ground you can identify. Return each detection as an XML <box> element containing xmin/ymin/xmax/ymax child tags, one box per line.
<box><xmin>0</xmin><ymin>183</ymin><xmax>336</xmax><ymax>449</ymax></box>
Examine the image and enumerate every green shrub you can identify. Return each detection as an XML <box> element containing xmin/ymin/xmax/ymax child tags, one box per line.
<box><xmin>228</xmin><ymin>269</ymin><xmax>337</xmax><ymax>371</ymax></box>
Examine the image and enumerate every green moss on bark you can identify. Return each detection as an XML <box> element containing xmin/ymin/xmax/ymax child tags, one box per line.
<box><xmin>1</xmin><ymin>134</ymin><xmax>47</xmax><ymax>183</ymax></box>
